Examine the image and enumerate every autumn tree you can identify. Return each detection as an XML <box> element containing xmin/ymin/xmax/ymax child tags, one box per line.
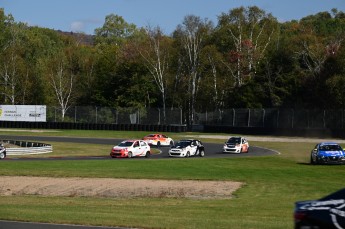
<box><xmin>174</xmin><ymin>15</ymin><xmax>213</xmax><ymax>126</ymax></box>
<box><xmin>0</xmin><ymin>11</ymin><xmax>29</xmax><ymax>104</ymax></box>
<box><xmin>139</xmin><ymin>25</ymin><xmax>173</xmax><ymax>123</ymax></box>
<box><xmin>217</xmin><ymin>6</ymin><xmax>278</xmax><ymax>87</ymax></box>
<box><xmin>94</xmin><ymin>14</ymin><xmax>137</xmax><ymax>46</ymax></box>
<box><xmin>43</xmin><ymin>49</ymin><xmax>76</xmax><ymax>121</ymax></box>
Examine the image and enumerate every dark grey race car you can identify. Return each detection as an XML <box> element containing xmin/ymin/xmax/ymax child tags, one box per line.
<box><xmin>294</xmin><ymin>188</ymin><xmax>345</xmax><ymax>229</ymax></box>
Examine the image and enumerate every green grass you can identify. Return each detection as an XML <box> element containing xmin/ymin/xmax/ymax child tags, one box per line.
<box><xmin>0</xmin><ymin>129</ymin><xmax>344</xmax><ymax>229</ymax></box>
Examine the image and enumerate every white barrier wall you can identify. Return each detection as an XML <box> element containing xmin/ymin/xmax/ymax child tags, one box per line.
<box><xmin>0</xmin><ymin>105</ymin><xmax>46</xmax><ymax>122</ymax></box>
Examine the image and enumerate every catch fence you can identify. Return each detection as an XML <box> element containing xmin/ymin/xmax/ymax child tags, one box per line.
<box><xmin>47</xmin><ymin>107</ymin><xmax>344</xmax><ymax>129</ymax></box>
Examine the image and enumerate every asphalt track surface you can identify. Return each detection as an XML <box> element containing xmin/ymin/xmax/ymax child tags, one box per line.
<box><xmin>0</xmin><ymin>135</ymin><xmax>277</xmax><ymax>229</ymax></box>
<box><xmin>0</xmin><ymin>135</ymin><xmax>277</xmax><ymax>160</ymax></box>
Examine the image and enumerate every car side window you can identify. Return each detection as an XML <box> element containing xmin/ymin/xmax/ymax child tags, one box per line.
<box><xmin>140</xmin><ymin>141</ymin><xmax>146</xmax><ymax>146</ymax></box>
<box><xmin>134</xmin><ymin>141</ymin><xmax>139</xmax><ymax>147</ymax></box>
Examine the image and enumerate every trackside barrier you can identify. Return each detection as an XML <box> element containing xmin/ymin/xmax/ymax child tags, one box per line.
<box><xmin>1</xmin><ymin>140</ymin><xmax>53</xmax><ymax>155</ymax></box>
<box><xmin>0</xmin><ymin>121</ymin><xmax>187</xmax><ymax>132</ymax></box>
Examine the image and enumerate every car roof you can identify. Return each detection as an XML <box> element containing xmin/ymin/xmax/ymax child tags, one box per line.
<box><xmin>122</xmin><ymin>139</ymin><xmax>142</xmax><ymax>142</ymax></box>
<box><xmin>319</xmin><ymin>142</ymin><xmax>340</xmax><ymax>145</ymax></box>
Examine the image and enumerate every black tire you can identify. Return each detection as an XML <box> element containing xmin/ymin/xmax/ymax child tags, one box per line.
<box><xmin>310</xmin><ymin>155</ymin><xmax>318</xmax><ymax>165</ymax></box>
<box><xmin>199</xmin><ymin>150</ymin><xmax>205</xmax><ymax>157</ymax></box>
<box><xmin>0</xmin><ymin>151</ymin><xmax>5</xmax><ymax>160</ymax></box>
<box><xmin>185</xmin><ymin>151</ymin><xmax>190</xmax><ymax>158</ymax></box>
<box><xmin>157</xmin><ymin>141</ymin><xmax>161</xmax><ymax>147</ymax></box>
<box><xmin>170</xmin><ymin>141</ymin><xmax>174</xmax><ymax>147</ymax></box>
<box><xmin>128</xmin><ymin>151</ymin><xmax>132</xmax><ymax>158</ymax></box>
<box><xmin>145</xmin><ymin>151</ymin><xmax>150</xmax><ymax>158</ymax></box>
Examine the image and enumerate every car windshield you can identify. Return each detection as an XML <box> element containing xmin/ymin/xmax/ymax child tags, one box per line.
<box><xmin>227</xmin><ymin>138</ymin><xmax>241</xmax><ymax>144</ymax></box>
<box><xmin>319</xmin><ymin>144</ymin><xmax>342</xmax><ymax>151</ymax></box>
<box><xmin>146</xmin><ymin>134</ymin><xmax>155</xmax><ymax>137</ymax></box>
<box><xmin>175</xmin><ymin>141</ymin><xmax>192</xmax><ymax>147</ymax></box>
<box><xmin>118</xmin><ymin>141</ymin><xmax>133</xmax><ymax>147</ymax></box>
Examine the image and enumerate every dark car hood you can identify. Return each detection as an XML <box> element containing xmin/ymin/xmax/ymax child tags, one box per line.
<box><xmin>295</xmin><ymin>188</ymin><xmax>345</xmax><ymax>228</ymax></box>
<box><xmin>171</xmin><ymin>145</ymin><xmax>187</xmax><ymax>149</ymax></box>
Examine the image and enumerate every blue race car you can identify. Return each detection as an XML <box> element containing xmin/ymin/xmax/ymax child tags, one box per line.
<box><xmin>310</xmin><ymin>142</ymin><xmax>345</xmax><ymax>165</ymax></box>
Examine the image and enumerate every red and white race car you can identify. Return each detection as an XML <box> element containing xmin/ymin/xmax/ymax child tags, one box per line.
<box><xmin>143</xmin><ymin>134</ymin><xmax>174</xmax><ymax>147</ymax></box>
<box><xmin>223</xmin><ymin>136</ymin><xmax>249</xmax><ymax>153</ymax></box>
<box><xmin>110</xmin><ymin>140</ymin><xmax>151</xmax><ymax>158</ymax></box>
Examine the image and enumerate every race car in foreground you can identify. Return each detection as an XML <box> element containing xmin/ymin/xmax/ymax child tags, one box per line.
<box><xmin>143</xmin><ymin>133</ymin><xmax>174</xmax><ymax>147</ymax></box>
<box><xmin>223</xmin><ymin>136</ymin><xmax>249</xmax><ymax>153</ymax></box>
<box><xmin>294</xmin><ymin>188</ymin><xmax>345</xmax><ymax>229</ymax></box>
<box><xmin>169</xmin><ymin>139</ymin><xmax>205</xmax><ymax>157</ymax></box>
<box><xmin>110</xmin><ymin>140</ymin><xmax>151</xmax><ymax>158</ymax></box>
<box><xmin>310</xmin><ymin>142</ymin><xmax>345</xmax><ymax>164</ymax></box>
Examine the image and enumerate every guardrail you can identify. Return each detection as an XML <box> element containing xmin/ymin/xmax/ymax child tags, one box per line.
<box><xmin>1</xmin><ymin>140</ymin><xmax>53</xmax><ymax>155</ymax></box>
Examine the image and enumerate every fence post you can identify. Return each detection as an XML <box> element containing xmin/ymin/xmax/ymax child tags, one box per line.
<box><xmin>74</xmin><ymin>106</ymin><xmax>77</xmax><ymax>123</ymax></box>
<box><xmin>323</xmin><ymin>110</ymin><xmax>326</xmax><ymax>128</ymax></box>
<box><xmin>291</xmin><ymin>109</ymin><xmax>294</xmax><ymax>128</ymax></box>
<box><xmin>248</xmin><ymin>108</ymin><xmax>250</xmax><ymax>127</ymax></box>
<box><xmin>96</xmin><ymin>107</ymin><xmax>98</xmax><ymax>124</ymax></box>
<box><xmin>232</xmin><ymin>109</ymin><xmax>235</xmax><ymax>127</ymax></box>
<box><xmin>158</xmin><ymin>108</ymin><xmax>161</xmax><ymax>125</ymax></box>
<box><xmin>205</xmin><ymin>111</ymin><xmax>208</xmax><ymax>124</ymax></box>
<box><xmin>262</xmin><ymin>109</ymin><xmax>265</xmax><ymax>127</ymax></box>
<box><xmin>277</xmin><ymin>109</ymin><xmax>280</xmax><ymax>128</ymax></box>
<box><xmin>138</xmin><ymin>109</ymin><xmax>140</xmax><ymax>124</ymax></box>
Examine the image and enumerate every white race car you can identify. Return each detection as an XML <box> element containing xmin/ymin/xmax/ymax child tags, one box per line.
<box><xmin>169</xmin><ymin>139</ymin><xmax>205</xmax><ymax>157</ymax></box>
<box><xmin>110</xmin><ymin>140</ymin><xmax>151</xmax><ymax>158</ymax></box>
<box><xmin>223</xmin><ymin>137</ymin><xmax>249</xmax><ymax>153</ymax></box>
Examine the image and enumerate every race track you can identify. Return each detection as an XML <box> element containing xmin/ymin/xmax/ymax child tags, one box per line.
<box><xmin>0</xmin><ymin>135</ymin><xmax>278</xmax><ymax>160</ymax></box>
<box><xmin>0</xmin><ymin>135</ymin><xmax>277</xmax><ymax>229</ymax></box>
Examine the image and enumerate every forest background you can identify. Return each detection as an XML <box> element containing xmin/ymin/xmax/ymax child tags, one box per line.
<box><xmin>1</xmin><ymin>6</ymin><xmax>345</xmax><ymax>126</ymax></box>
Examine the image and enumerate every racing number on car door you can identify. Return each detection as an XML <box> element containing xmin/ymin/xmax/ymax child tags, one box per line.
<box><xmin>191</xmin><ymin>141</ymin><xmax>198</xmax><ymax>155</ymax></box>
<box><xmin>133</xmin><ymin>141</ymin><xmax>141</xmax><ymax>156</ymax></box>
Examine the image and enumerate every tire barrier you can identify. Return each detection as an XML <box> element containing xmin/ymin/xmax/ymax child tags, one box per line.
<box><xmin>1</xmin><ymin>140</ymin><xmax>53</xmax><ymax>156</ymax></box>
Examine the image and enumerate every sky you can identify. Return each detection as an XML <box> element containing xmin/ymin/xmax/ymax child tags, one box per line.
<box><xmin>1</xmin><ymin>0</ymin><xmax>345</xmax><ymax>35</ymax></box>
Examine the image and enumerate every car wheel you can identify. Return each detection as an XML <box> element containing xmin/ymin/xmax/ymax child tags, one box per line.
<box><xmin>199</xmin><ymin>150</ymin><xmax>205</xmax><ymax>157</ymax></box>
<box><xmin>145</xmin><ymin>151</ymin><xmax>150</xmax><ymax>158</ymax></box>
<box><xmin>157</xmin><ymin>141</ymin><xmax>161</xmax><ymax>147</ymax></box>
<box><xmin>185</xmin><ymin>152</ymin><xmax>190</xmax><ymax>158</ymax></box>
<box><xmin>128</xmin><ymin>152</ymin><xmax>132</xmax><ymax>158</ymax></box>
<box><xmin>0</xmin><ymin>152</ymin><xmax>5</xmax><ymax>159</ymax></box>
<box><xmin>169</xmin><ymin>141</ymin><xmax>174</xmax><ymax>147</ymax></box>
<box><xmin>310</xmin><ymin>155</ymin><xmax>315</xmax><ymax>164</ymax></box>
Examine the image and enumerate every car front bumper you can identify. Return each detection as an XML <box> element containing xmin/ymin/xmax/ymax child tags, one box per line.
<box><xmin>223</xmin><ymin>147</ymin><xmax>241</xmax><ymax>153</ymax></box>
<box><xmin>317</xmin><ymin>156</ymin><xmax>345</xmax><ymax>164</ymax></box>
<box><xmin>169</xmin><ymin>150</ymin><xmax>187</xmax><ymax>157</ymax></box>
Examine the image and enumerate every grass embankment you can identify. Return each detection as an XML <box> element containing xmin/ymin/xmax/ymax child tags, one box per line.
<box><xmin>0</xmin><ymin>130</ymin><xmax>344</xmax><ymax>229</ymax></box>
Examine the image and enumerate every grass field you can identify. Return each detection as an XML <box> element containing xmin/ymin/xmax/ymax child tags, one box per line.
<box><xmin>0</xmin><ymin>129</ymin><xmax>344</xmax><ymax>229</ymax></box>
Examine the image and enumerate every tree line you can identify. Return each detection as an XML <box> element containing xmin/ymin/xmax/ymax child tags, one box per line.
<box><xmin>1</xmin><ymin>7</ymin><xmax>345</xmax><ymax>125</ymax></box>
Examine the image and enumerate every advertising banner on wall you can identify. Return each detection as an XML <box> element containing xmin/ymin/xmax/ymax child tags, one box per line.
<box><xmin>0</xmin><ymin>105</ymin><xmax>46</xmax><ymax>122</ymax></box>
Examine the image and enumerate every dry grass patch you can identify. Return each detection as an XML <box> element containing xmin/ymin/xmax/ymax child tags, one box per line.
<box><xmin>0</xmin><ymin>176</ymin><xmax>242</xmax><ymax>199</ymax></box>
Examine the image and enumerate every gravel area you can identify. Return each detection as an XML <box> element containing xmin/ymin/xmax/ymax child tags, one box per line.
<box><xmin>0</xmin><ymin>176</ymin><xmax>243</xmax><ymax>199</ymax></box>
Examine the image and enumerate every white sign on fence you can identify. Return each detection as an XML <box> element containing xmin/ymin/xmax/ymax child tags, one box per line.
<box><xmin>0</xmin><ymin>105</ymin><xmax>46</xmax><ymax>122</ymax></box>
